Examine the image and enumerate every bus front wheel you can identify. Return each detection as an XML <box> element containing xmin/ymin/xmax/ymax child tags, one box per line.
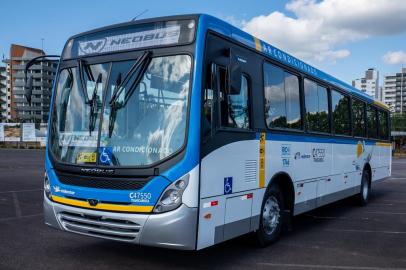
<box><xmin>255</xmin><ymin>184</ymin><xmax>284</xmax><ymax>247</ymax></box>
<box><xmin>357</xmin><ymin>169</ymin><xmax>371</xmax><ymax>206</ymax></box>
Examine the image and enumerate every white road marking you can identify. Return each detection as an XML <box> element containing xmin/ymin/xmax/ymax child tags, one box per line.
<box><xmin>0</xmin><ymin>213</ymin><xmax>43</xmax><ymax>222</ymax></box>
<box><xmin>380</xmin><ymin>199</ymin><xmax>406</xmax><ymax>204</ymax></box>
<box><xmin>324</xmin><ymin>228</ymin><xmax>406</xmax><ymax>235</ymax></box>
<box><xmin>0</xmin><ymin>188</ymin><xmax>42</xmax><ymax>194</ymax></box>
<box><xmin>257</xmin><ymin>263</ymin><xmax>406</xmax><ymax>269</ymax></box>
<box><xmin>305</xmin><ymin>215</ymin><xmax>373</xmax><ymax>221</ymax></box>
<box><xmin>366</xmin><ymin>211</ymin><xmax>406</xmax><ymax>215</ymax></box>
<box><xmin>11</xmin><ymin>192</ymin><xmax>22</xmax><ymax>218</ymax></box>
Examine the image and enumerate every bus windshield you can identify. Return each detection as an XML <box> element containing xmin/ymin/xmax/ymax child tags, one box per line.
<box><xmin>50</xmin><ymin>54</ymin><xmax>192</xmax><ymax>166</ymax></box>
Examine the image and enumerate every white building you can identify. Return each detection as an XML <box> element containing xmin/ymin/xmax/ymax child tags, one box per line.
<box><xmin>382</xmin><ymin>67</ymin><xmax>406</xmax><ymax>113</ymax></box>
<box><xmin>352</xmin><ymin>68</ymin><xmax>380</xmax><ymax>100</ymax></box>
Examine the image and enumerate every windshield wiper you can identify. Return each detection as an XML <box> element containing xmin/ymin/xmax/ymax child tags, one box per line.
<box><xmin>108</xmin><ymin>51</ymin><xmax>152</xmax><ymax>137</ymax></box>
<box><xmin>108</xmin><ymin>73</ymin><xmax>122</xmax><ymax>138</ymax></box>
<box><xmin>77</xmin><ymin>59</ymin><xmax>103</xmax><ymax>136</ymax></box>
<box><xmin>88</xmin><ymin>73</ymin><xmax>102</xmax><ymax>135</ymax></box>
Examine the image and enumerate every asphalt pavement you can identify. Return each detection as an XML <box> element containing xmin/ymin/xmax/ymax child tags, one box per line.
<box><xmin>0</xmin><ymin>149</ymin><xmax>406</xmax><ymax>270</ymax></box>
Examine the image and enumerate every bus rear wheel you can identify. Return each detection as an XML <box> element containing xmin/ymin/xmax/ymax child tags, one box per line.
<box><xmin>255</xmin><ymin>184</ymin><xmax>284</xmax><ymax>247</ymax></box>
<box><xmin>357</xmin><ymin>169</ymin><xmax>371</xmax><ymax>206</ymax></box>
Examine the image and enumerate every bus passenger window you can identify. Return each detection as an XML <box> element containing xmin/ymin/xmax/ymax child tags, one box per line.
<box><xmin>353</xmin><ymin>99</ymin><xmax>366</xmax><ymax>137</ymax></box>
<box><xmin>263</xmin><ymin>63</ymin><xmax>301</xmax><ymax>129</ymax></box>
<box><xmin>378</xmin><ymin>110</ymin><xmax>389</xmax><ymax>140</ymax></box>
<box><xmin>219</xmin><ymin>68</ymin><xmax>250</xmax><ymax>129</ymax></box>
<box><xmin>304</xmin><ymin>79</ymin><xmax>330</xmax><ymax>133</ymax></box>
<box><xmin>331</xmin><ymin>90</ymin><xmax>351</xmax><ymax>136</ymax></box>
<box><xmin>367</xmin><ymin>105</ymin><xmax>378</xmax><ymax>139</ymax></box>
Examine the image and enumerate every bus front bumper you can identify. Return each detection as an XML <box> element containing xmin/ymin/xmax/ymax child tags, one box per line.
<box><xmin>44</xmin><ymin>195</ymin><xmax>198</xmax><ymax>250</ymax></box>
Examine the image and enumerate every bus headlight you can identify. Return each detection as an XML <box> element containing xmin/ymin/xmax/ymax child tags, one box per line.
<box><xmin>154</xmin><ymin>175</ymin><xmax>189</xmax><ymax>213</ymax></box>
<box><xmin>44</xmin><ymin>172</ymin><xmax>52</xmax><ymax>200</ymax></box>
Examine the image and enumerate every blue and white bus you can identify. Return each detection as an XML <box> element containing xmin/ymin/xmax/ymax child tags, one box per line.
<box><xmin>37</xmin><ymin>14</ymin><xmax>391</xmax><ymax>250</ymax></box>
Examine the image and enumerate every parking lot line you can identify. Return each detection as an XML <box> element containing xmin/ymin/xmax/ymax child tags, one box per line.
<box><xmin>380</xmin><ymin>199</ymin><xmax>406</xmax><ymax>204</ymax></box>
<box><xmin>11</xmin><ymin>192</ymin><xmax>22</xmax><ymax>218</ymax></box>
<box><xmin>0</xmin><ymin>213</ymin><xmax>43</xmax><ymax>222</ymax></box>
<box><xmin>0</xmin><ymin>188</ymin><xmax>42</xmax><ymax>194</ymax></box>
<box><xmin>323</xmin><ymin>228</ymin><xmax>406</xmax><ymax>235</ymax></box>
<box><xmin>257</xmin><ymin>263</ymin><xmax>406</xmax><ymax>270</ymax></box>
<box><xmin>366</xmin><ymin>211</ymin><xmax>406</xmax><ymax>215</ymax></box>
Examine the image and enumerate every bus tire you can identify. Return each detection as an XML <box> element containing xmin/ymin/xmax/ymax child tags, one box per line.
<box><xmin>255</xmin><ymin>184</ymin><xmax>284</xmax><ymax>247</ymax></box>
<box><xmin>357</xmin><ymin>169</ymin><xmax>371</xmax><ymax>206</ymax></box>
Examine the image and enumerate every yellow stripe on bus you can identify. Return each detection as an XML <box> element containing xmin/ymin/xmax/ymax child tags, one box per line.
<box><xmin>375</xmin><ymin>142</ymin><xmax>392</xmax><ymax>147</ymax></box>
<box><xmin>51</xmin><ymin>195</ymin><xmax>154</xmax><ymax>213</ymax></box>
<box><xmin>254</xmin><ymin>37</ymin><xmax>262</xmax><ymax>51</ymax></box>
<box><xmin>259</xmin><ymin>132</ymin><xmax>266</xmax><ymax>188</ymax></box>
<box><xmin>373</xmin><ymin>100</ymin><xmax>389</xmax><ymax>110</ymax></box>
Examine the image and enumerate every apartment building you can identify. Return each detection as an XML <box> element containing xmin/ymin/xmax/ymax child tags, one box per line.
<box><xmin>352</xmin><ymin>68</ymin><xmax>380</xmax><ymax>99</ymax></box>
<box><xmin>2</xmin><ymin>44</ymin><xmax>57</xmax><ymax>123</ymax></box>
<box><xmin>383</xmin><ymin>68</ymin><xmax>406</xmax><ymax>113</ymax></box>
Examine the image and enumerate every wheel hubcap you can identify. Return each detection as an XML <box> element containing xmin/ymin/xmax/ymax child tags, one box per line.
<box><xmin>262</xmin><ymin>196</ymin><xmax>280</xmax><ymax>235</ymax></box>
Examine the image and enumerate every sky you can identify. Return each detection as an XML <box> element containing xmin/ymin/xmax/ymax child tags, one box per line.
<box><xmin>1</xmin><ymin>0</ymin><xmax>406</xmax><ymax>85</ymax></box>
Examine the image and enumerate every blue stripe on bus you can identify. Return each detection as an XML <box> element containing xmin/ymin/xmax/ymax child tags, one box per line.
<box><xmin>262</xmin><ymin>132</ymin><xmax>378</xmax><ymax>145</ymax></box>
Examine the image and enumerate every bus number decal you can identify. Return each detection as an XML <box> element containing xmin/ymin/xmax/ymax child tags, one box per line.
<box><xmin>129</xmin><ymin>192</ymin><xmax>152</xmax><ymax>203</ymax></box>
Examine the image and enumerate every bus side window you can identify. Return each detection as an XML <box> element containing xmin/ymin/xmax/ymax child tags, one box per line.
<box><xmin>331</xmin><ymin>90</ymin><xmax>351</xmax><ymax>136</ymax></box>
<box><xmin>219</xmin><ymin>67</ymin><xmax>250</xmax><ymax>129</ymax></box>
<box><xmin>367</xmin><ymin>105</ymin><xmax>378</xmax><ymax>139</ymax></box>
<box><xmin>304</xmin><ymin>79</ymin><xmax>330</xmax><ymax>133</ymax></box>
<box><xmin>263</xmin><ymin>63</ymin><xmax>301</xmax><ymax>130</ymax></box>
<box><xmin>378</xmin><ymin>109</ymin><xmax>389</xmax><ymax>140</ymax></box>
<box><xmin>353</xmin><ymin>99</ymin><xmax>366</xmax><ymax>137</ymax></box>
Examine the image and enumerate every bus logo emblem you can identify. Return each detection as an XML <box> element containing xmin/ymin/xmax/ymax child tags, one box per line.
<box><xmin>79</xmin><ymin>38</ymin><xmax>107</xmax><ymax>55</ymax></box>
<box><xmin>88</xmin><ymin>199</ymin><xmax>99</xmax><ymax>207</ymax></box>
<box><xmin>312</xmin><ymin>148</ymin><xmax>326</xmax><ymax>162</ymax></box>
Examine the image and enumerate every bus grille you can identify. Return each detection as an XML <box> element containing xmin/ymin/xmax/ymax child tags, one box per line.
<box><xmin>58</xmin><ymin>211</ymin><xmax>141</xmax><ymax>242</ymax></box>
<box><xmin>56</xmin><ymin>172</ymin><xmax>150</xmax><ymax>190</ymax></box>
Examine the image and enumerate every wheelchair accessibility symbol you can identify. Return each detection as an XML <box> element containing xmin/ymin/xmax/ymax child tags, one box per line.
<box><xmin>99</xmin><ymin>147</ymin><xmax>112</xmax><ymax>165</ymax></box>
<box><xmin>224</xmin><ymin>177</ymin><xmax>233</xmax><ymax>195</ymax></box>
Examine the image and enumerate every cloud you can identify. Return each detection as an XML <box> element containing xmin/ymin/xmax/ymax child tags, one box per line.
<box><xmin>242</xmin><ymin>0</ymin><xmax>406</xmax><ymax>64</ymax></box>
<box><xmin>383</xmin><ymin>51</ymin><xmax>406</xmax><ymax>65</ymax></box>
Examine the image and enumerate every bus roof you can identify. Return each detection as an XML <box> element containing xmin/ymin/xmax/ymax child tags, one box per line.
<box><xmin>64</xmin><ymin>13</ymin><xmax>388</xmax><ymax>110</ymax></box>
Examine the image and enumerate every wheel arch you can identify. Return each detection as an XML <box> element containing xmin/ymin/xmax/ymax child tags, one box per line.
<box><xmin>267</xmin><ymin>172</ymin><xmax>295</xmax><ymax>217</ymax></box>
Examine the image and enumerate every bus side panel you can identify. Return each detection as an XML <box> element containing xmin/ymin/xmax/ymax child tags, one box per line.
<box><xmin>265</xmin><ymin>137</ymin><xmax>332</xmax><ymax>214</ymax></box>
<box><xmin>374</xmin><ymin>144</ymin><xmax>392</xmax><ymax>181</ymax></box>
<box><xmin>328</xmin><ymin>142</ymin><xmax>361</xmax><ymax>204</ymax></box>
<box><xmin>197</xmin><ymin>140</ymin><xmax>259</xmax><ymax>249</ymax></box>
<box><xmin>200</xmin><ymin>140</ymin><xmax>259</xmax><ymax>198</ymax></box>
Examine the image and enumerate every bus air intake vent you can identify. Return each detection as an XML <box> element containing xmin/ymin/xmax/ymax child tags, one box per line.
<box><xmin>56</xmin><ymin>172</ymin><xmax>150</xmax><ymax>190</ymax></box>
<box><xmin>58</xmin><ymin>211</ymin><xmax>141</xmax><ymax>242</ymax></box>
<box><xmin>245</xmin><ymin>160</ymin><xmax>258</xmax><ymax>183</ymax></box>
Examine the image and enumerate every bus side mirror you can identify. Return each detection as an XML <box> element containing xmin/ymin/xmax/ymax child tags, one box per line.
<box><xmin>226</xmin><ymin>48</ymin><xmax>242</xmax><ymax>95</ymax></box>
<box><xmin>25</xmin><ymin>75</ymin><xmax>33</xmax><ymax>106</ymax></box>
